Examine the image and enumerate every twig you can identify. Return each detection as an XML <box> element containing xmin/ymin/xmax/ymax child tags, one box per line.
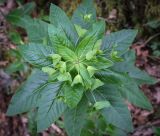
<box><xmin>133</xmin><ymin>119</ymin><xmax>160</xmax><ymax>132</ymax></box>
<box><xmin>148</xmin><ymin>55</ymin><xmax>160</xmax><ymax>62</ymax></box>
<box><xmin>0</xmin><ymin>8</ymin><xmax>5</xmax><ymax>18</ymax></box>
<box><xmin>97</xmin><ymin>16</ymin><xmax>116</xmax><ymax>23</ymax></box>
<box><xmin>144</xmin><ymin>32</ymin><xmax>160</xmax><ymax>46</ymax></box>
<box><xmin>51</xmin><ymin>124</ymin><xmax>65</xmax><ymax>136</ymax></box>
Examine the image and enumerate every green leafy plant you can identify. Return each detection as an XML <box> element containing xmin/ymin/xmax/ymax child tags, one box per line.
<box><xmin>6</xmin><ymin>2</ymin><xmax>35</xmax><ymax>26</ymax></box>
<box><xmin>145</xmin><ymin>19</ymin><xmax>160</xmax><ymax>58</ymax></box>
<box><xmin>5</xmin><ymin>2</ymin><xmax>36</xmax><ymax>74</ymax></box>
<box><xmin>5</xmin><ymin>48</ymin><xmax>28</xmax><ymax>74</ymax></box>
<box><xmin>7</xmin><ymin>0</ymin><xmax>156</xmax><ymax>135</ymax></box>
<box><xmin>154</xmin><ymin>127</ymin><xmax>160</xmax><ymax>136</ymax></box>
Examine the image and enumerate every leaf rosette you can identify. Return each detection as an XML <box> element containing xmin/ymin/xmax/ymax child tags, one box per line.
<box><xmin>7</xmin><ymin>0</ymin><xmax>156</xmax><ymax>135</ymax></box>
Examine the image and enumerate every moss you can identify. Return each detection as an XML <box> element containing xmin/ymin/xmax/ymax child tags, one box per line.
<box><xmin>145</xmin><ymin>0</ymin><xmax>160</xmax><ymax>19</ymax></box>
<box><xmin>59</xmin><ymin>0</ymin><xmax>81</xmax><ymax>16</ymax></box>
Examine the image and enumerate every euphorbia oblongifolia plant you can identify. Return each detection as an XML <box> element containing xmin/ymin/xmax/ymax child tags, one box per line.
<box><xmin>7</xmin><ymin>0</ymin><xmax>156</xmax><ymax>135</ymax></box>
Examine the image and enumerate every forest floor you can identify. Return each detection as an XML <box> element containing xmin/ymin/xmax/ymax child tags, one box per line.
<box><xmin>0</xmin><ymin>1</ymin><xmax>160</xmax><ymax>136</ymax></box>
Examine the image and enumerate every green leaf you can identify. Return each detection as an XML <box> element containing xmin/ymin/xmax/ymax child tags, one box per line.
<box><xmin>112</xmin><ymin>128</ymin><xmax>127</xmax><ymax>136</ymax></box>
<box><xmin>96</xmin><ymin>57</ymin><xmax>113</xmax><ymax>69</ymax></box>
<box><xmin>96</xmin><ymin>69</ymin><xmax>126</xmax><ymax>85</ymax></box>
<box><xmin>49</xmin><ymin>54</ymin><xmax>61</xmax><ymax>65</ymax></box>
<box><xmin>8</xmin><ymin>31</ymin><xmax>23</xmax><ymax>44</ymax></box>
<box><xmin>42</xmin><ymin>67</ymin><xmax>56</xmax><ymax>76</ymax></box>
<box><xmin>72</xmin><ymin>74</ymin><xmax>83</xmax><ymax>86</ymax></box>
<box><xmin>50</xmin><ymin>4</ymin><xmax>78</xmax><ymax>45</ymax></box>
<box><xmin>102</xmin><ymin>29</ymin><xmax>138</xmax><ymax>55</ymax></box>
<box><xmin>154</xmin><ymin>127</ymin><xmax>160</xmax><ymax>136</ymax></box>
<box><xmin>48</xmin><ymin>71</ymin><xmax>59</xmax><ymax>82</ymax></box>
<box><xmin>87</xmin><ymin>85</ymin><xmax>133</xmax><ymax>132</ymax></box>
<box><xmin>85</xmin><ymin>57</ymin><xmax>113</xmax><ymax>70</ymax></box>
<box><xmin>7</xmin><ymin>69</ymin><xmax>48</xmax><ymax>116</ymax></box>
<box><xmin>19</xmin><ymin>43</ymin><xmax>54</xmax><ymax>67</ymax></box>
<box><xmin>6</xmin><ymin>9</ymin><xmax>23</xmax><ymax>25</ymax></box>
<box><xmin>94</xmin><ymin>39</ymin><xmax>102</xmax><ymax>50</ymax></box>
<box><xmin>75</xmin><ymin>25</ymin><xmax>87</xmax><ymax>37</ymax></box>
<box><xmin>57</xmin><ymin>45</ymin><xmax>77</xmax><ymax>61</ymax></box>
<box><xmin>20</xmin><ymin>16</ymin><xmax>48</xmax><ymax>43</ymax></box>
<box><xmin>91</xmin><ymin>79</ymin><xmax>104</xmax><ymax>91</ymax></box>
<box><xmin>110</xmin><ymin>51</ymin><xmax>123</xmax><ymax>62</ymax></box>
<box><xmin>64</xmin><ymin>96</ymin><xmax>88</xmax><ymax>136</ymax></box>
<box><xmin>6</xmin><ymin>2</ymin><xmax>35</xmax><ymax>26</ymax></box>
<box><xmin>119</xmin><ymin>76</ymin><xmax>153</xmax><ymax>110</ymax></box>
<box><xmin>28</xmin><ymin>110</ymin><xmax>38</xmax><ymax>135</ymax></box>
<box><xmin>57</xmin><ymin>72</ymin><xmax>72</xmax><ymax>82</ymax></box>
<box><xmin>79</xmin><ymin>64</ymin><xmax>92</xmax><ymax>88</ymax></box>
<box><xmin>19</xmin><ymin>2</ymin><xmax>36</xmax><ymax>15</ymax></box>
<box><xmin>59</xmin><ymin>61</ymin><xmax>67</xmax><ymax>73</ymax></box>
<box><xmin>97</xmin><ymin>70</ymin><xmax>153</xmax><ymax>110</ymax></box>
<box><xmin>87</xmin><ymin>66</ymin><xmax>97</xmax><ymax>77</ymax></box>
<box><xmin>94</xmin><ymin>101</ymin><xmax>111</xmax><ymax>110</ymax></box>
<box><xmin>48</xmin><ymin>24</ymin><xmax>74</xmax><ymax>51</ymax></box>
<box><xmin>72</xmin><ymin>0</ymin><xmax>96</xmax><ymax>29</ymax></box>
<box><xmin>80</xmin><ymin>120</ymin><xmax>96</xmax><ymax>136</ymax></box>
<box><xmin>37</xmin><ymin>82</ymin><xmax>66</xmax><ymax>132</ymax></box>
<box><xmin>86</xmin><ymin>50</ymin><xmax>96</xmax><ymax>60</ymax></box>
<box><xmin>0</xmin><ymin>0</ymin><xmax>5</xmax><ymax>4</ymax></box>
<box><xmin>76</xmin><ymin>21</ymin><xmax>106</xmax><ymax>57</ymax></box>
<box><xmin>9</xmin><ymin>48</ymin><xmax>22</xmax><ymax>58</ymax></box>
<box><xmin>113</xmin><ymin>50</ymin><xmax>156</xmax><ymax>84</ymax></box>
<box><xmin>63</xmin><ymin>84</ymin><xmax>84</xmax><ymax>108</ymax></box>
<box><xmin>5</xmin><ymin>61</ymin><xmax>24</xmax><ymax>74</ymax></box>
<box><xmin>146</xmin><ymin>19</ymin><xmax>160</xmax><ymax>29</ymax></box>
<box><xmin>12</xmin><ymin>15</ymin><xmax>48</xmax><ymax>43</ymax></box>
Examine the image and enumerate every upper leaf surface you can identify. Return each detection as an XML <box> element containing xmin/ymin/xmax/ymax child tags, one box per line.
<box><xmin>85</xmin><ymin>57</ymin><xmax>113</xmax><ymax>70</ymax></box>
<box><xmin>7</xmin><ymin>69</ymin><xmax>48</xmax><ymax>116</ymax></box>
<box><xmin>63</xmin><ymin>84</ymin><xmax>84</xmax><ymax>108</ymax></box>
<box><xmin>19</xmin><ymin>43</ymin><xmax>54</xmax><ymax>67</ymax></box>
<box><xmin>112</xmin><ymin>50</ymin><xmax>156</xmax><ymax>84</ymax></box>
<box><xmin>6</xmin><ymin>2</ymin><xmax>35</xmax><ymax>26</ymax></box>
<box><xmin>97</xmin><ymin>70</ymin><xmax>153</xmax><ymax>110</ymax></box>
<box><xmin>21</xmin><ymin>16</ymin><xmax>48</xmax><ymax>43</ymax></box>
<box><xmin>64</xmin><ymin>96</ymin><xmax>88</xmax><ymax>136</ymax></box>
<box><xmin>57</xmin><ymin>45</ymin><xmax>77</xmax><ymax>61</ymax></box>
<box><xmin>87</xmin><ymin>85</ymin><xmax>133</xmax><ymax>132</ymax></box>
<box><xmin>76</xmin><ymin>21</ymin><xmax>105</xmax><ymax>57</ymax></box>
<box><xmin>96</xmin><ymin>69</ymin><xmax>125</xmax><ymax>85</ymax></box>
<box><xmin>48</xmin><ymin>24</ymin><xmax>74</xmax><ymax>52</ymax></box>
<box><xmin>79</xmin><ymin>64</ymin><xmax>92</xmax><ymax>88</ymax></box>
<box><xmin>119</xmin><ymin>76</ymin><xmax>153</xmax><ymax>110</ymax></box>
<box><xmin>50</xmin><ymin>4</ymin><xmax>79</xmax><ymax>45</ymax></box>
<box><xmin>101</xmin><ymin>29</ymin><xmax>138</xmax><ymax>55</ymax></box>
<box><xmin>7</xmin><ymin>14</ymin><xmax>49</xmax><ymax>44</ymax></box>
<box><xmin>72</xmin><ymin>0</ymin><xmax>96</xmax><ymax>29</ymax></box>
<box><xmin>37</xmin><ymin>82</ymin><xmax>66</xmax><ymax>132</ymax></box>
